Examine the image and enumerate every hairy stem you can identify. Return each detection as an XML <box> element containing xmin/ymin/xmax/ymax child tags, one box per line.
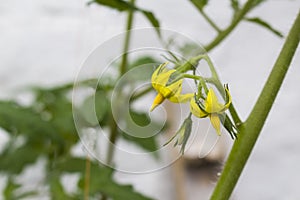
<box><xmin>210</xmin><ymin>11</ymin><xmax>300</xmax><ymax>200</ymax></box>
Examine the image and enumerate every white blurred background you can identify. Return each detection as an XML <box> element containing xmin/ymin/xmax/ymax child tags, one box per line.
<box><xmin>0</xmin><ymin>0</ymin><xmax>299</xmax><ymax>199</ymax></box>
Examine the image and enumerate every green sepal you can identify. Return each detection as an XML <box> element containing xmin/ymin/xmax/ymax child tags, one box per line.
<box><xmin>165</xmin><ymin>70</ymin><xmax>184</xmax><ymax>86</ymax></box>
<box><xmin>218</xmin><ymin>113</ymin><xmax>238</xmax><ymax>139</ymax></box>
<box><xmin>164</xmin><ymin>113</ymin><xmax>193</xmax><ymax>154</ymax></box>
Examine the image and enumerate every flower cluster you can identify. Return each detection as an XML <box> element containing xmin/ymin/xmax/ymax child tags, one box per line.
<box><xmin>150</xmin><ymin>62</ymin><xmax>237</xmax><ymax>152</ymax></box>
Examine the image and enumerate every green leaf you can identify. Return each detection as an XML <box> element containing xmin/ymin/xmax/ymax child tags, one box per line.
<box><xmin>31</xmin><ymin>79</ymin><xmax>102</xmax><ymax>94</ymax></box>
<box><xmin>189</xmin><ymin>0</ymin><xmax>209</xmax><ymax>11</ymax></box>
<box><xmin>56</xmin><ymin>157</ymin><xmax>154</xmax><ymax>200</ymax></box>
<box><xmin>251</xmin><ymin>0</ymin><xmax>267</xmax><ymax>8</ymax></box>
<box><xmin>90</xmin><ymin>0</ymin><xmax>160</xmax><ymax>36</ymax></box>
<box><xmin>245</xmin><ymin>17</ymin><xmax>283</xmax><ymax>38</ymax></box>
<box><xmin>14</xmin><ymin>191</ymin><xmax>39</xmax><ymax>200</ymax></box>
<box><xmin>125</xmin><ymin>110</ymin><xmax>163</xmax><ymax>134</ymax></box>
<box><xmin>129</xmin><ymin>111</ymin><xmax>151</xmax><ymax>126</ymax></box>
<box><xmin>89</xmin><ymin>0</ymin><xmax>135</xmax><ymax>11</ymax></box>
<box><xmin>50</xmin><ymin>175</ymin><xmax>75</xmax><ymax>200</ymax></box>
<box><xmin>218</xmin><ymin>113</ymin><xmax>237</xmax><ymax>139</ymax></box>
<box><xmin>86</xmin><ymin>180</ymin><xmax>154</xmax><ymax>200</ymax></box>
<box><xmin>3</xmin><ymin>178</ymin><xmax>21</xmax><ymax>200</ymax></box>
<box><xmin>129</xmin><ymin>56</ymin><xmax>159</xmax><ymax>69</ymax></box>
<box><xmin>124</xmin><ymin>56</ymin><xmax>160</xmax><ymax>81</ymax></box>
<box><xmin>0</xmin><ymin>144</ymin><xmax>41</xmax><ymax>174</ymax></box>
<box><xmin>121</xmin><ymin>111</ymin><xmax>160</xmax><ymax>154</ymax></box>
<box><xmin>34</xmin><ymin>90</ymin><xmax>78</xmax><ymax>144</ymax></box>
<box><xmin>141</xmin><ymin>10</ymin><xmax>161</xmax><ymax>35</ymax></box>
<box><xmin>121</xmin><ymin>132</ymin><xmax>159</xmax><ymax>154</ymax></box>
<box><xmin>80</xmin><ymin>91</ymin><xmax>109</xmax><ymax>126</ymax></box>
<box><xmin>0</xmin><ymin>101</ymin><xmax>65</xmax><ymax>150</ymax></box>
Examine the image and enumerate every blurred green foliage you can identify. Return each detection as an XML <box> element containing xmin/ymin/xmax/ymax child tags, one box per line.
<box><xmin>0</xmin><ymin>57</ymin><xmax>161</xmax><ymax>199</ymax></box>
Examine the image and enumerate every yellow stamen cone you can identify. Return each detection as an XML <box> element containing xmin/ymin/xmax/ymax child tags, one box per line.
<box><xmin>150</xmin><ymin>93</ymin><xmax>165</xmax><ymax>111</ymax></box>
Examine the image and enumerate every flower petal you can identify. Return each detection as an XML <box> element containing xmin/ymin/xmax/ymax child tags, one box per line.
<box><xmin>224</xmin><ymin>85</ymin><xmax>232</xmax><ymax>109</ymax></box>
<box><xmin>164</xmin><ymin>78</ymin><xmax>183</xmax><ymax>99</ymax></box>
<box><xmin>190</xmin><ymin>96</ymin><xmax>208</xmax><ymax>118</ymax></box>
<box><xmin>209</xmin><ymin>113</ymin><xmax>221</xmax><ymax>135</ymax></box>
<box><xmin>152</xmin><ymin>70</ymin><xmax>175</xmax><ymax>92</ymax></box>
<box><xmin>151</xmin><ymin>62</ymin><xmax>168</xmax><ymax>83</ymax></box>
<box><xmin>205</xmin><ymin>88</ymin><xmax>225</xmax><ymax>113</ymax></box>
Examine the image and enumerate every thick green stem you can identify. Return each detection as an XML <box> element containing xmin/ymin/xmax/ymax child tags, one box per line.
<box><xmin>204</xmin><ymin>0</ymin><xmax>256</xmax><ymax>51</ymax></box>
<box><xmin>210</xmin><ymin>11</ymin><xmax>300</xmax><ymax>200</ymax></box>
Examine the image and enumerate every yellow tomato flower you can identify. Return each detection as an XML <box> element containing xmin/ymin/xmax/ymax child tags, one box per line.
<box><xmin>190</xmin><ymin>86</ymin><xmax>231</xmax><ymax>135</ymax></box>
<box><xmin>150</xmin><ymin>62</ymin><xmax>193</xmax><ymax>111</ymax></box>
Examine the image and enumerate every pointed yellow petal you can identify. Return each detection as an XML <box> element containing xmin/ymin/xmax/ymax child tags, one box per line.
<box><xmin>205</xmin><ymin>88</ymin><xmax>225</xmax><ymax>113</ymax></box>
<box><xmin>150</xmin><ymin>93</ymin><xmax>165</xmax><ymax>111</ymax></box>
<box><xmin>171</xmin><ymin>80</ymin><xmax>183</xmax><ymax>96</ymax></box>
<box><xmin>210</xmin><ymin>113</ymin><xmax>221</xmax><ymax>135</ymax></box>
<box><xmin>151</xmin><ymin>63</ymin><xmax>170</xmax><ymax>84</ymax></box>
<box><xmin>152</xmin><ymin>70</ymin><xmax>175</xmax><ymax>91</ymax></box>
<box><xmin>151</xmin><ymin>62</ymin><xmax>168</xmax><ymax>83</ymax></box>
<box><xmin>190</xmin><ymin>97</ymin><xmax>208</xmax><ymax>118</ymax></box>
